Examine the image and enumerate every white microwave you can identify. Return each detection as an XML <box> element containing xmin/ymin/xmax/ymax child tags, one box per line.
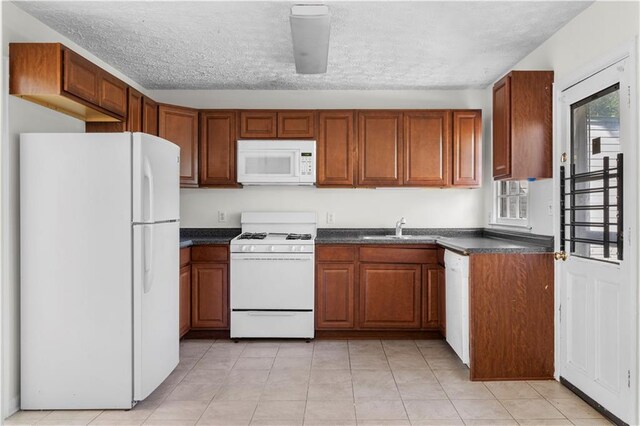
<box><xmin>237</xmin><ymin>140</ymin><xmax>316</xmax><ymax>185</ymax></box>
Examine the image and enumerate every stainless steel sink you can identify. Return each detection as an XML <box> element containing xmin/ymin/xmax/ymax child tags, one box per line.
<box><xmin>361</xmin><ymin>235</ymin><xmax>440</xmax><ymax>240</ymax></box>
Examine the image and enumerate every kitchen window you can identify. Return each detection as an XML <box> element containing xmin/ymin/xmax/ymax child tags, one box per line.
<box><xmin>494</xmin><ymin>180</ymin><xmax>529</xmax><ymax>226</ymax></box>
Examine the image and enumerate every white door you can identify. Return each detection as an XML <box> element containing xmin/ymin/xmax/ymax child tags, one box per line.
<box><xmin>557</xmin><ymin>56</ymin><xmax>637</xmax><ymax>424</ymax></box>
<box><xmin>132</xmin><ymin>132</ymin><xmax>180</xmax><ymax>223</ymax></box>
<box><xmin>133</xmin><ymin>221</ymin><xmax>180</xmax><ymax>401</ymax></box>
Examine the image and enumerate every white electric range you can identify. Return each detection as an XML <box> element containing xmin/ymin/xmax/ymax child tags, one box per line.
<box><xmin>230</xmin><ymin>212</ymin><xmax>316</xmax><ymax>339</ymax></box>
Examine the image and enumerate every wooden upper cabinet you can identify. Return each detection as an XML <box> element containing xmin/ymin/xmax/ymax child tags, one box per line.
<box><xmin>403</xmin><ymin>110</ymin><xmax>451</xmax><ymax>186</ymax></box>
<box><xmin>317</xmin><ymin>111</ymin><xmax>355</xmax><ymax>186</ymax></box>
<box><xmin>98</xmin><ymin>71</ymin><xmax>127</xmax><ymax>117</ymax></box>
<box><xmin>357</xmin><ymin>111</ymin><xmax>403</xmax><ymax>186</ymax></box>
<box><xmin>452</xmin><ymin>110</ymin><xmax>482</xmax><ymax>187</ymax></box>
<box><xmin>492</xmin><ymin>71</ymin><xmax>553</xmax><ymax>180</ymax></box>
<box><xmin>239</xmin><ymin>111</ymin><xmax>277</xmax><ymax>138</ymax></box>
<box><xmin>316</xmin><ymin>262</ymin><xmax>356</xmax><ymax>329</ymax></box>
<box><xmin>158</xmin><ymin>104</ymin><xmax>199</xmax><ymax>187</ymax></box>
<box><xmin>359</xmin><ymin>263</ymin><xmax>421</xmax><ymax>328</ymax></box>
<box><xmin>63</xmin><ymin>48</ymin><xmax>100</xmax><ymax>105</ymax></box>
<box><xmin>200</xmin><ymin>110</ymin><xmax>237</xmax><ymax>186</ymax></box>
<box><xmin>10</xmin><ymin>43</ymin><xmax>125</xmax><ymax>122</ymax></box>
<box><xmin>126</xmin><ymin>88</ymin><xmax>143</xmax><ymax>132</ymax></box>
<box><xmin>278</xmin><ymin>111</ymin><xmax>315</xmax><ymax>138</ymax></box>
<box><xmin>142</xmin><ymin>97</ymin><xmax>159</xmax><ymax>136</ymax></box>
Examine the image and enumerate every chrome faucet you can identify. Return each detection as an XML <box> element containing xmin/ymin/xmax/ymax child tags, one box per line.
<box><xmin>395</xmin><ymin>217</ymin><xmax>407</xmax><ymax>237</ymax></box>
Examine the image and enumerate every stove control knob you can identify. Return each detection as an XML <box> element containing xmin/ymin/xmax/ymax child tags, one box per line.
<box><xmin>250</xmin><ymin>246</ymin><xmax>256</xmax><ymax>252</ymax></box>
<box><xmin>241</xmin><ymin>245</ymin><xmax>248</xmax><ymax>252</ymax></box>
<box><xmin>290</xmin><ymin>246</ymin><xmax>297</xmax><ymax>252</ymax></box>
<box><xmin>299</xmin><ymin>246</ymin><xmax>305</xmax><ymax>251</ymax></box>
<box><xmin>270</xmin><ymin>246</ymin><xmax>276</xmax><ymax>252</ymax></box>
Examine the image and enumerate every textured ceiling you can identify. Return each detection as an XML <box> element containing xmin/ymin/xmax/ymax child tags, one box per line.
<box><xmin>14</xmin><ymin>1</ymin><xmax>592</xmax><ymax>90</ymax></box>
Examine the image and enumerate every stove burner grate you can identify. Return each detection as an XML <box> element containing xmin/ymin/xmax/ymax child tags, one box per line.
<box><xmin>238</xmin><ymin>232</ymin><xmax>268</xmax><ymax>240</ymax></box>
<box><xmin>286</xmin><ymin>233</ymin><xmax>312</xmax><ymax>240</ymax></box>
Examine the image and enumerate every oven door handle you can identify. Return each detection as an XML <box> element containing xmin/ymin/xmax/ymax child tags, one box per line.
<box><xmin>246</xmin><ymin>311</ymin><xmax>297</xmax><ymax>317</ymax></box>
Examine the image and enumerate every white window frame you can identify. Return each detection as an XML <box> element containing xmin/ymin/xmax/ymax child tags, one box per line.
<box><xmin>492</xmin><ymin>180</ymin><xmax>531</xmax><ymax>227</ymax></box>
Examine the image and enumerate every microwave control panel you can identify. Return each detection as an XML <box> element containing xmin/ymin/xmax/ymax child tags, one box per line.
<box><xmin>301</xmin><ymin>152</ymin><xmax>313</xmax><ymax>176</ymax></box>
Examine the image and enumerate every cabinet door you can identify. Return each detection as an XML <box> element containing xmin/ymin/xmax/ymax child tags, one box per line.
<box><xmin>316</xmin><ymin>263</ymin><xmax>355</xmax><ymax>329</ymax></box>
<box><xmin>98</xmin><ymin>72</ymin><xmax>127</xmax><ymax>117</ymax></box>
<box><xmin>239</xmin><ymin>111</ymin><xmax>277</xmax><ymax>138</ymax></box>
<box><xmin>191</xmin><ymin>263</ymin><xmax>229</xmax><ymax>329</ymax></box>
<box><xmin>493</xmin><ymin>75</ymin><xmax>511</xmax><ymax>179</ymax></box>
<box><xmin>159</xmin><ymin>104</ymin><xmax>199</xmax><ymax>187</ymax></box>
<box><xmin>142</xmin><ymin>97</ymin><xmax>159</xmax><ymax>136</ymax></box>
<box><xmin>452</xmin><ymin>110</ymin><xmax>482</xmax><ymax>187</ymax></box>
<box><xmin>62</xmin><ymin>48</ymin><xmax>100</xmax><ymax>104</ymax></box>
<box><xmin>127</xmin><ymin>88</ymin><xmax>143</xmax><ymax>132</ymax></box>
<box><xmin>404</xmin><ymin>111</ymin><xmax>451</xmax><ymax>186</ymax></box>
<box><xmin>317</xmin><ymin>111</ymin><xmax>355</xmax><ymax>186</ymax></box>
<box><xmin>359</xmin><ymin>263</ymin><xmax>421</xmax><ymax>328</ymax></box>
<box><xmin>438</xmin><ymin>267</ymin><xmax>446</xmax><ymax>336</ymax></box>
<box><xmin>200</xmin><ymin>111</ymin><xmax>236</xmax><ymax>186</ymax></box>
<box><xmin>358</xmin><ymin>111</ymin><xmax>403</xmax><ymax>186</ymax></box>
<box><xmin>422</xmin><ymin>266</ymin><xmax>441</xmax><ymax>329</ymax></box>
<box><xmin>278</xmin><ymin>111</ymin><xmax>315</xmax><ymax>138</ymax></box>
<box><xmin>179</xmin><ymin>264</ymin><xmax>191</xmax><ymax>337</ymax></box>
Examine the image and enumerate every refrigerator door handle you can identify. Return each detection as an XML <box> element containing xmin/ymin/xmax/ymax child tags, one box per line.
<box><xmin>143</xmin><ymin>225</ymin><xmax>154</xmax><ymax>293</ymax></box>
<box><xmin>143</xmin><ymin>159</ymin><xmax>154</xmax><ymax>223</ymax></box>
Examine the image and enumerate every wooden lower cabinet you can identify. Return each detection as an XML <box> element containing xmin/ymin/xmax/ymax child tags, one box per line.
<box><xmin>437</xmin><ymin>267</ymin><xmax>446</xmax><ymax>336</ymax></box>
<box><xmin>179</xmin><ymin>264</ymin><xmax>191</xmax><ymax>337</ymax></box>
<box><xmin>316</xmin><ymin>262</ymin><xmax>355</xmax><ymax>329</ymax></box>
<box><xmin>191</xmin><ymin>262</ymin><xmax>229</xmax><ymax>329</ymax></box>
<box><xmin>359</xmin><ymin>263</ymin><xmax>422</xmax><ymax>329</ymax></box>
<box><xmin>422</xmin><ymin>266</ymin><xmax>442</xmax><ymax>329</ymax></box>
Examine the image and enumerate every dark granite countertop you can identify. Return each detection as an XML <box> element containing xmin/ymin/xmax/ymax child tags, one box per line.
<box><xmin>316</xmin><ymin>228</ymin><xmax>553</xmax><ymax>254</ymax></box>
<box><xmin>180</xmin><ymin>228</ymin><xmax>240</xmax><ymax>248</ymax></box>
<box><xmin>179</xmin><ymin>227</ymin><xmax>553</xmax><ymax>254</ymax></box>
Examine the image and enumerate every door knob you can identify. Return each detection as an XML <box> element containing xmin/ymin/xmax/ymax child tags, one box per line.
<box><xmin>554</xmin><ymin>251</ymin><xmax>568</xmax><ymax>261</ymax></box>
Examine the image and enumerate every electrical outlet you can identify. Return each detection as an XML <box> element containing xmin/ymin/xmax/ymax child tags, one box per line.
<box><xmin>547</xmin><ymin>203</ymin><xmax>553</xmax><ymax>216</ymax></box>
<box><xmin>218</xmin><ymin>211</ymin><xmax>227</xmax><ymax>222</ymax></box>
<box><xmin>326</xmin><ymin>212</ymin><xmax>335</xmax><ymax>224</ymax></box>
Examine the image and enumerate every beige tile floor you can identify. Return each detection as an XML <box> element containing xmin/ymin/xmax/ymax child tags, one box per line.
<box><xmin>6</xmin><ymin>339</ymin><xmax>612</xmax><ymax>426</ymax></box>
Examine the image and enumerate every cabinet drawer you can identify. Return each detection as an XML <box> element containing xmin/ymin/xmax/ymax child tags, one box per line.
<box><xmin>316</xmin><ymin>246</ymin><xmax>356</xmax><ymax>262</ymax></box>
<box><xmin>359</xmin><ymin>247</ymin><xmax>436</xmax><ymax>264</ymax></box>
<box><xmin>180</xmin><ymin>247</ymin><xmax>191</xmax><ymax>267</ymax></box>
<box><xmin>191</xmin><ymin>245</ymin><xmax>228</xmax><ymax>262</ymax></box>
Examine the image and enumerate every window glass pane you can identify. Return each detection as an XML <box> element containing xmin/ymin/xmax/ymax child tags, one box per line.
<box><xmin>499</xmin><ymin>197</ymin><xmax>507</xmax><ymax>218</ymax></box>
<box><xmin>508</xmin><ymin>181</ymin><xmax>519</xmax><ymax>195</ymax></box>
<box><xmin>519</xmin><ymin>196</ymin><xmax>528</xmax><ymax>219</ymax></box>
<box><xmin>499</xmin><ymin>181</ymin><xmax>507</xmax><ymax>195</ymax></box>
<box><xmin>519</xmin><ymin>181</ymin><xmax>528</xmax><ymax>194</ymax></box>
<box><xmin>508</xmin><ymin>196</ymin><xmax>518</xmax><ymax>218</ymax></box>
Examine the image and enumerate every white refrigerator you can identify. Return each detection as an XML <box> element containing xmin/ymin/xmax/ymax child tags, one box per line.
<box><xmin>20</xmin><ymin>132</ymin><xmax>180</xmax><ymax>409</ymax></box>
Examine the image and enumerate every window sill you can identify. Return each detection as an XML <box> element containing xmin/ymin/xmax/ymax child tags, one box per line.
<box><xmin>487</xmin><ymin>222</ymin><xmax>533</xmax><ymax>231</ymax></box>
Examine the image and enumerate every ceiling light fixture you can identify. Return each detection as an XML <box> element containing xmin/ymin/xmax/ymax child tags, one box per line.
<box><xmin>289</xmin><ymin>4</ymin><xmax>330</xmax><ymax>74</ymax></box>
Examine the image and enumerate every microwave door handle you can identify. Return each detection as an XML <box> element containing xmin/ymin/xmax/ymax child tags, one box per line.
<box><xmin>294</xmin><ymin>152</ymin><xmax>300</xmax><ymax>177</ymax></box>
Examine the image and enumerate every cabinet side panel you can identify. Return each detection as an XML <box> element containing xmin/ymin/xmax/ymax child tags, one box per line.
<box><xmin>469</xmin><ymin>253</ymin><xmax>554</xmax><ymax>380</ymax></box>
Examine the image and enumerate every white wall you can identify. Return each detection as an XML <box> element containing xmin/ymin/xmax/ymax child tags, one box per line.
<box><xmin>482</xmin><ymin>1</ymin><xmax>640</xmax><ymax>236</ymax></box>
<box><xmin>0</xmin><ymin>2</ymin><xmax>152</xmax><ymax>417</ymax></box>
<box><xmin>150</xmin><ymin>89</ymin><xmax>489</xmax><ymax>229</ymax></box>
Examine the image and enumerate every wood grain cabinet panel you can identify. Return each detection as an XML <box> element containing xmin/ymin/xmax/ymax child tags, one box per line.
<box><xmin>239</xmin><ymin>111</ymin><xmax>277</xmax><ymax>138</ymax></box>
<box><xmin>191</xmin><ymin>263</ymin><xmax>229</xmax><ymax>329</ymax></box>
<box><xmin>452</xmin><ymin>110</ymin><xmax>482</xmax><ymax>187</ymax></box>
<box><xmin>98</xmin><ymin>72</ymin><xmax>127</xmax><ymax>117</ymax></box>
<box><xmin>492</xmin><ymin>71</ymin><xmax>553</xmax><ymax>180</ymax></box>
<box><xmin>159</xmin><ymin>104</ymin><xmax>199</xmax><ymax>187</ymax></box>
<box><xmin>200</xmin><ymin>110</ymin><xmax>237</xmax><ymax>186</ymax></box>
<box><xmin>422</xmin><ymin>266</ymin><xmax>441</xmax><ymax>329</ymax></box>
<box><xmin>469</xmin><ymin>253</ymin><xmax>554</xmax><ymax>380</ymax></box>
<box><xmin>357</xmin><ymin>111</ymin><xmax>403</xmax><ymax>186</ymax></box>
<box><xmin>126</xmin><ymin>88</ymin><xmax>143</xmax><ymax>132</ymax></box>
<box><xmin>359</xmin><ymin>263</ymin><xmax>421</xmax><ymax>328</ymax></box>
<box><xmin>438</xmin><ymin>267</ymin><xmax>446</xmax><ymax>336</ymax></box>
<box><xmin>403</xmin><ymin>111</ymin><xmax>451</xmax><ymax>186</ymax></box>
<box><xmin>63</xmin><ymin>48</ymin><xmax>100</xmax><ymax>105</ymax></box>
<box><xmin>142</xmin><ymin>97</ymin><xmax>159</xmax><ymax>136</ymax></box>
<box><xmin>179</xmin><ymin>264</ymin><xmax>191</xmax><ymax>337</ymax></box>
<box><xmin>317</xmin><ymin>111</ymin><xmax>355</xmax><ymax>186</ymax></box>
<box><xmin>316</xmin><ymin>263</ymin><xmax>356</xmax><ymax>329</ymax></box>
<box><xmin>278</xmin><ymin>111</ymin><xmax>316</xmax><ymax>138</ymax></box>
